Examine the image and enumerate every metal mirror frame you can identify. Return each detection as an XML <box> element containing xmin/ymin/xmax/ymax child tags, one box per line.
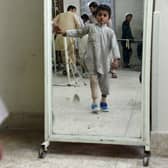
<box><xmin>42</xmin><ymin>0</ymin><xmax>154</xmax><ymax>153</ymax></box>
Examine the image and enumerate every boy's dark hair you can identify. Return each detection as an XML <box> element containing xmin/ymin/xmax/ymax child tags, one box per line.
<box><xmin>89</xmin><ymin>1</ymin><xmax>98</xmax><ymax>8</ymax></box>
<box><xmin>67</xmin><ymin>5</ymin><xmax>76</xmax><ymax>11</ymax></box>
<box><xmin>95</xmin><ymin>4</ymin><xmax>111</xmax><ymax>18</ymax></box>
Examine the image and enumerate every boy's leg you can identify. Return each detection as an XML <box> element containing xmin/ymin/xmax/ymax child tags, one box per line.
<box><xmin>90</xmin><ymin>75</ymin><xmax>100</xmax><ymax>113</ymax></box>
<box><xmin>111</xmin><ymin>68</ymin><xmax>118</xmax><ymax>78</ymax></box>
<box><xmin>111</xmin><ymin>58</ymin><xmax>118</xmax><ymax>78</ymax></box>
<box><xmin>97</xmin><ymin>73</ymin><xmax>110</xmax><ymax>101</ymax></box>
<box><xmin>101</xmin><ymin>94</ymin><xmax>107</xmax><ymax>103</ymax></box>
<box><xmin>90</xmin><ymin>75</ymin><xmax>99</xmax><ymax>104</ymax></box>
<box><xmin>98</xmin><ymin>73</ymin><xmax>110</xmax><ymax>112</ymax></box>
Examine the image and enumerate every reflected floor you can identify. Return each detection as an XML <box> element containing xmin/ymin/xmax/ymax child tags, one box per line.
<box><xmin>52</xmin><ymin>69</ymin><xmax>142</xmax><ymax>138</ymax></box>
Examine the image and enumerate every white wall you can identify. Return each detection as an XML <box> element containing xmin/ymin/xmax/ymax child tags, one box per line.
<box><xmin>152</xmin><ymin>0</ymin><xmax>168</xmax><ymax>132</ymax></box>
<box><xmin>0</xmin><ymin>0</ymin><xmax>43</xmax><ymax>113</ymax></box>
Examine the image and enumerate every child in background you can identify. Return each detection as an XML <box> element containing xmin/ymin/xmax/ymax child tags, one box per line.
<box><xmin>0</xmin><ymin>98</ymin><xmax>9</xmax><ymax>160</ymax></box>
<box><xmin>55</xmin><ymin>4</ymin><xmax>120</xmax><ymax>113</ymax></box>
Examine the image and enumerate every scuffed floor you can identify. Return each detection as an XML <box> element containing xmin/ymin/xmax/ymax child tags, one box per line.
<box><xmin>52</xmin><ymin>69</ymin><xmax>141</xmax><ymax>138</ymax></box>
<box><xmin>0</xmin><ymin>130</ymin><xmax>168</xmax><ymax>168</ymax></box>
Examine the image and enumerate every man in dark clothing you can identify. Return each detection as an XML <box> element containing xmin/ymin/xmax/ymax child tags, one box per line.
<box><xmin>121</xmin><ymin>13</ymin><xmax>134</xmax><ymax>68</ymax></box>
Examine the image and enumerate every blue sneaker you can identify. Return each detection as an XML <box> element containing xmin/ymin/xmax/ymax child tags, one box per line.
<box><xmin>100</xmin><ymin>102</ymin><xmax>109</xmax><ymax>112</ymax></box>
<box><xmin>91</xmin><ymin>103</ymin><xmax>100</xmax><ymax>113</ymax></box>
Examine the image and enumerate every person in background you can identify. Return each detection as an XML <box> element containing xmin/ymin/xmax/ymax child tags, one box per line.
<box><xmin>55</xmin><ymin>5</ymin><xmax>120</xmax><ymax>113</ymax></box>
<box><xmin>81</xmin><ymin>14</ymin><xmax>90</xmax><ymax>25</ymax></box>
<box><xmin>89</xmin><ymin>1</ymin><xmax>98</xmax><ymax>23</ymax></box>
<box><xmin>53</xmin><ymin>5</ymin><xmax>80</xmax><ymax>74</ymax></box>
<box><xmin>121</xmin><ymin>13</ymin><xmax>134</xmax><ymax>68</ymax></box>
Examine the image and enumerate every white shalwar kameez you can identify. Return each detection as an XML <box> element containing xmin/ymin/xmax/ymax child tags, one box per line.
<box><xmin>66</xmin><ymin>23</ymin><xmax>120</xmax><ymax>95</ymax></box>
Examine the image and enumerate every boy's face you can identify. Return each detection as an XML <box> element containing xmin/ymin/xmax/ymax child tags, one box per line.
<box><xmin>96</xmin><ymin>10</ymin><xmax>110</xmax><ymax>25</ymax></box>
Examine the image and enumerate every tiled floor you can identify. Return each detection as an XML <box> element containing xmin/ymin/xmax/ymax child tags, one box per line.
<box><xmin>52</xmin><ymin>69</ymin><xmax>141</xmax><ymax>138</ymax></box>
<box><xmin>1</xmin><ymin>70</ymin><xmax>167</xmax><ymax>167</ymax></box>
<box><xmin>0</xmin><ymin>130</ymin><xmax>168</xmax><ymax>168</ymax></box>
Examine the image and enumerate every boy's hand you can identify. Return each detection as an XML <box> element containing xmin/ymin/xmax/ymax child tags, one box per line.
<box><xmin>112</xmin><ymin>58</ymin><xmax>120</xmax><ymax>69</ymax></box>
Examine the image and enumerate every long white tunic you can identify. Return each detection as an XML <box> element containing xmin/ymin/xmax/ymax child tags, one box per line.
<box><xmin>66</xmin><ymin>23</ymin><xmax>120</xmax><ymax>74</ymax></box>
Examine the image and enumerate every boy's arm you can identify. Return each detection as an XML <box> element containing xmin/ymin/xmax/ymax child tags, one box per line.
<box><xmin>112</xmin><ymin>32</ymin><xmax>121</xmax><ymax>59</ymax></box>
<box><xmin>111</xmin><ymin>32</ymin><xmax>121</xmax><ymax>68</ymax></box>
<box><xmin>55</xmin><ymin>24</ymin><xmax>89</xmax><ymax>38</ymax></box>
<box><xmin>62</xmin><ymin>25</ymin><xmax>89</xmax><ymax>38</ymax></box>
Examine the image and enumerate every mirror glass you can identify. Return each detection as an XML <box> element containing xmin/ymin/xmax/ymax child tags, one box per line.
<box><xmin>51</xmin><ymin>0</ymin><xmax>144</xmax><ymax>138</ymax></box>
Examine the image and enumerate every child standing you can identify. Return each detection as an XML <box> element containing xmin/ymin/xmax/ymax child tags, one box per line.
<box><xmin>55</xmin><ymin>4</ymin><xmax>120</xmax><ymax>113</ymax></box>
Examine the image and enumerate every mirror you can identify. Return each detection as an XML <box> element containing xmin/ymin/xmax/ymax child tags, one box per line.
<box><xmin>51</xmin><ymin>0</ymin><xmax>144</xmax><ymax>139</ymax></box>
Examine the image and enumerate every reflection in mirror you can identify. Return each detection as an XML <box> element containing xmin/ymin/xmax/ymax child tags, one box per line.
<box><xmin>51</xmin><ymin>0</ymin><xmax>144</xmax><ymax>138</ymax></box>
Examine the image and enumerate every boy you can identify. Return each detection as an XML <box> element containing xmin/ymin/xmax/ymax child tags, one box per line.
<box><xmin>55</xmin><ymin>4</ymin><xmax>120</xmax><ymax>113</ymax></box>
